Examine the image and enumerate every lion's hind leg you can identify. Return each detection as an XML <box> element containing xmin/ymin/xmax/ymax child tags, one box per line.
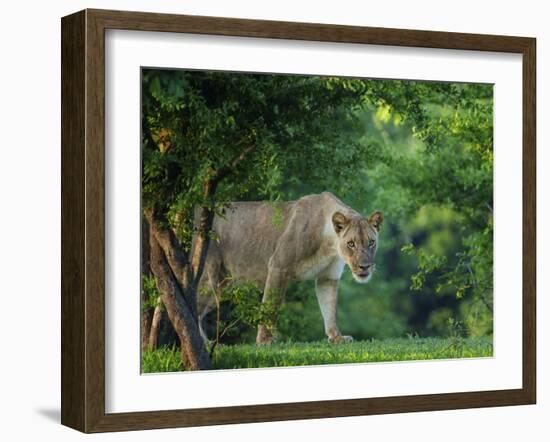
<box><xmin>196</xmin><ymin>240</ymin><xmax>225</xmax><ymax>346</ymax></box>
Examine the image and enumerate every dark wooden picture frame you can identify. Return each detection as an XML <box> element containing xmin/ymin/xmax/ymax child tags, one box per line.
<box><xmin>61</xmin><ymin>8</ymin><xmax>536</xmax><ymax>433</ymax></box>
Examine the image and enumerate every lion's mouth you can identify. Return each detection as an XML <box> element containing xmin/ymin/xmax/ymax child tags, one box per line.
<box><xmin>352</xmin><ymin>270</ymin><xmax>373</xmax><ymax>284</ymax></box>
<box><xmin>351</xmin><ymin>264</ymin><xmax>375</xmax><ymax>283</ymax></box>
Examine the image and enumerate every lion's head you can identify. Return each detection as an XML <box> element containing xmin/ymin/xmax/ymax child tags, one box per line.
<box><xmin>332</xmin><ymin>210</ymin><xmax>384</xmax><ymax>283</ymax></box>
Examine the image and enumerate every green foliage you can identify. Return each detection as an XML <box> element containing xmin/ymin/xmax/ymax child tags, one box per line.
<box><xmin>350</xmin><ymin>81</ymin><xmax>494</xmax><ymax>339</ymax></box>
<box><xmin>142</xmin><ymin>345</ymin><xmax>184</xmax><ymax>373</ymax></box>
<box><xmin>141</xmin><ymin>274</ymin><xmax>160</xmax><ymax>311</ymax></box>
<box><xmin>401</xmin><ymin>243</ymin><xmax>448</xmax><ymax>291</ymax></box>
<box><xmin>277</xmin><ymin>282</ymin><xmax>325</xmax><ymax>341</ymax></box>
<box><xmin>141</xmin><ymin>337</ymin><xmax>492</xmax><ymax>372</ymax></box>
<box><xmin>218</xmin><ymin>281</ymin><xmax>280</xmax><ymax>332</ymax></box>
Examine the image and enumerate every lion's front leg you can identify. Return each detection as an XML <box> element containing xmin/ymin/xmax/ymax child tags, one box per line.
<box><xmin>315</xmin><ymin>278</ymin><xmax>353</xmax><ymax>344</ymax></box>
<box><xmin>256</xmin><ymin>266</ymin><xmax>289</xmax><ymax>345</ymax></box>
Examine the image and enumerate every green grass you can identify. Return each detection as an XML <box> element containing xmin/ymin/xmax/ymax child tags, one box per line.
<box><xmin>141</xmin><ymin>337</ymin><xmax>493</xmax><ymax>373</ymax></box>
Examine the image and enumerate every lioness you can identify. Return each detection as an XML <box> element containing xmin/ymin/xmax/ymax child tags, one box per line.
<box><xmin>195</xmin><ymin>192</ymin><xmax>383</xmax><ymax>345</ymax></box>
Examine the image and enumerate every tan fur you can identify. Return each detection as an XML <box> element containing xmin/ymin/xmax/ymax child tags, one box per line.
<box><xmin>195</xmin><ymin>192</ymin><xmax>383</xmax><ymax>344</ymax></box>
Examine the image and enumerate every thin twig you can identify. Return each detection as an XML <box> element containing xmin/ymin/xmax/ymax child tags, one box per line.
<box><xmin>466</xmin><ymin>264</ymin><xmax>492</xmax><ymax>312</ymax></box>
<box><xmin>213</xmin><ymin>142</ymin><xmax>257</xmax><ymax>183</ymax></box>
<box><xmin>219</xmin><ymin>318</ymin><xmax>241</xmax><ymax>340</ymax></box>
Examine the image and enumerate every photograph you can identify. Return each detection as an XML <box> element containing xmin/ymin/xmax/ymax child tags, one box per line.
<box><xmin>140</xmin><ymin>68</ymin><xmax>494</xmax><ymax>373</ymax></box>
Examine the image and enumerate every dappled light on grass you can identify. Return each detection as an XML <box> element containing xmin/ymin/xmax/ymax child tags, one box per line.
<box><xmin>142</xmin><ymin>337</ymin><xmax>493</xmax><ymax>373</ymax></box>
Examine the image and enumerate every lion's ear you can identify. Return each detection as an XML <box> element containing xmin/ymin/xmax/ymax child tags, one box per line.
<box><xmin>368</xmin><ymin>211</ymin><xmax>384</xmax><ymax>231</ymax></box>
<box><xmin>332</xmin><ymin>212</ymin><xmax>349</xmax><ymax>235</ymax></box>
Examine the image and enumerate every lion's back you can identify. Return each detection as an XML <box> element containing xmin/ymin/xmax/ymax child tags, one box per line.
<box><xmin>212</xmin><ymin>201</ymin><xmax>295</xmax><ymax>283</ymax></box>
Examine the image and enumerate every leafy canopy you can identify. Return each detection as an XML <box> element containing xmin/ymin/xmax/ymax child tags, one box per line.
<box><xmin>142</xmin><ymin>69</ymin><xmax>494</xmax><ymax>339</ymax></box>
<box><xmin>142</xmin><ymin>70</ymin><xmax>371</xmax><ymax>247</ymax></box>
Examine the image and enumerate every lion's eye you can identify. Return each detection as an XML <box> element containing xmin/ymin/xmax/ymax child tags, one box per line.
<box><xmin>347</xmin><ymin>240</ymin><xmax>355</xmax><ymax>249</ymax></box>
<box><xmin>368</xmin><ymin>239</ymin><xmax>376</xmax><ymax>248</ymax></box>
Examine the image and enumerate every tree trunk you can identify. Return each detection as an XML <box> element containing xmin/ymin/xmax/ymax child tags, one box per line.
<box><xmin>190</xmin><ymin>202</ymin><xmax>217</xmax><ymax>290</ymax></box>
<box><xmin>147</xmin><ymin>214</ymin><xmax>196</xmax><ymax>316</ymax></box>
<box><xmin>141</xmin><ymin>308</ymin><xmax>153</xmax><ymax>352</ymax></box>
<box><xmin>142</xmin><ymin>147</ymin><xmax>256</xmax><ymax>368</ymax></box>
<box><xmin>148</xmin><ymin>220</ymin><xmax>212</xmax><ymax>370</ymax></box>
<box><xmin>147</xmin><ymin>298</ymin><xmax>163</xmax><ymax>350</ymax></box>
<box><xmin>141</xmin><ymin>217</ymin><xmax>154</xmax><ymax>353</ymax></box>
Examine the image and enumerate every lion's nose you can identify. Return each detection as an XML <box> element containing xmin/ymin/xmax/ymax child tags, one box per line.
<box><xmin>358</xmin><ymin>264</ymin><xmax>373</xmax><ymax>272</ymax></box>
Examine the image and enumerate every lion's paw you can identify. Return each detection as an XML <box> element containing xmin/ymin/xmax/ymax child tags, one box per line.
<box><xmin>256</xmin><ymin>336</ymin><xmax>276</xmax><ymax>346</ymax></box>
<box><xmin>328</xmin><ymin>334</ymin><xmax>354</xmax><ymax>344</ymax></box>
<box><xmin>256</xmin><ymin>334</ymin><xmax>278</xmax><ymax>346</ymax></box>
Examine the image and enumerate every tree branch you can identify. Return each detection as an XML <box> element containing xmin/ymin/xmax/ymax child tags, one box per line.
<box><xmin>145</xmin><ymin>209</ymin><xmax>197</xmax><ymax>319</ymax></box>
<box><xmin>191</xmin><ymin>142</ymin><xmax>257</xmax><ymax>285</ymax></box>
<box><xmin>212</xmin><ymin>142</ymin><xmax>256</xmax><ymax>184</ymax></box>
<box><xmin>191</xmin><ymin>201</ymin><xmax>217</xmax><ymax>288</ymax></box>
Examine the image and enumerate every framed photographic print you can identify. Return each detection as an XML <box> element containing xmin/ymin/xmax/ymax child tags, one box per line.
<box><xmin>61</xmin><ymin>9</ymin><xmax>536</xmax><ymax>433</ymax></box>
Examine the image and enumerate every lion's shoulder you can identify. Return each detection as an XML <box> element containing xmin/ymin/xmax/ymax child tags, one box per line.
<box><xmin>291</xmin><ymin>192</ymin><xmax>356</xmax><ymax>219</ymax></box>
